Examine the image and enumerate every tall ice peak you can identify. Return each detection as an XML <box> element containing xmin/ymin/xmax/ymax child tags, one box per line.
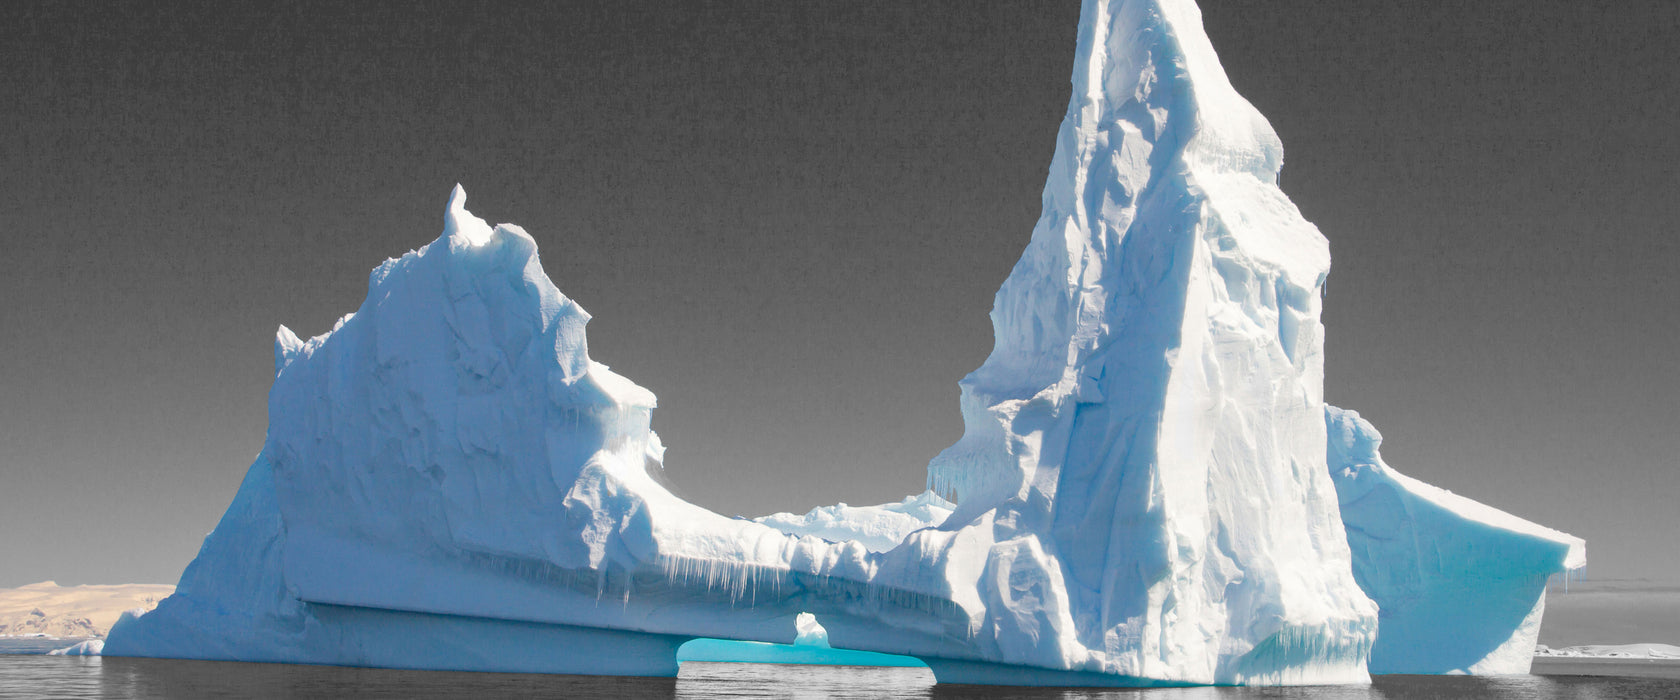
<box><xmin>442</xmin><ymin>183</ymin><xmax>495</xmax><ymax>246</ymax></box>
<box><xmin>273</xmin><ymin>325</ymin><xmax>304</xmax><ymax>375</ymax></box>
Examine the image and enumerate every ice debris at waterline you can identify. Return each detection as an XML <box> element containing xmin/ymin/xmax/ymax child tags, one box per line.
<box><xmin>48</xmin><ymin>640</ymin><xmax>104</xmax><ymax>656</ymax></box>
<box><xmin>105</xmin><ymin>0</ymin><xmax>1582</xmax><ymax>686</ymax></box>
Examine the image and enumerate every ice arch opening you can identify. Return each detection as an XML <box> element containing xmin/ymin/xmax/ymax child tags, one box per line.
<box><xmin>676</xmin><ymin>613</ymin><xmax>928</xmax><ymax>668</ymax></box>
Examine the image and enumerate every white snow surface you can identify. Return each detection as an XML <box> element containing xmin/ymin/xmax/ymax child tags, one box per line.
<box><xmin>1536</xmin><ymin>643</ymin><xmax>1680</xmax><ymax>659</ymax></box>
<box><xmin>103</xmin><ymin>0</ymin><xmax>1579</xmax><ymax>687</ymax></box>
<box><xmin>755</xmin><ymin>492</ymin><xmax>954</xmax><ymax>553</ymax></box>
<box><xmin>1326</xmin><ymin>407</ymin><xmax>1584</xmax><ymax>675</ymax></box>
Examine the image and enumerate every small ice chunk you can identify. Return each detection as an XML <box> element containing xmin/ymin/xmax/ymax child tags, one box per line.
<box><xmin>48</xmin><ymin>640</ymin><xmax>103</xmax><ymax>656</ymax></box>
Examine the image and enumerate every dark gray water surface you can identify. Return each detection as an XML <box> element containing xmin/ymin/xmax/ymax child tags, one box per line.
<box><xmin>2</xmin><ymin>654</ymin><xmax>1677</xmax><ymax>699</ymax></box>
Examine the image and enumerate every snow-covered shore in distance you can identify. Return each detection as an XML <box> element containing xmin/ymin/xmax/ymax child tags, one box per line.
<box><xmin>1536</xmin><ymin>643</ymin><xmax>1680</xmax><ymax>659</ymax></box>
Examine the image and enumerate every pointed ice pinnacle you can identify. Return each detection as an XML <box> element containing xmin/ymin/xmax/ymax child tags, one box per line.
<box><xmin>442</xmin><ymin>183</ymin><xmax>494</xmax><ymax>247</ymax></box>
<box><xmin>273</xmin><ymin>325</ymin><xmax>304</xmax><ymax>375</ymax></box>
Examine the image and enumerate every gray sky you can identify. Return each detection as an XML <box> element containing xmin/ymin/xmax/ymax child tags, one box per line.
<box><xmin>1</xmin><ymin>1</ymin><xmax>1675</xmax><ymax>591</ymax></box>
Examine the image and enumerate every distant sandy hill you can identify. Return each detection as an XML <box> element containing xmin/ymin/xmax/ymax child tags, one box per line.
<box><xmin>0</xmin><ymin>581</ymin><xmax>174</xmax><ymax>638</ymax></box>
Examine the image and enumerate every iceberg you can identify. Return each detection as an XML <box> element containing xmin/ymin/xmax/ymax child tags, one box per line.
<box><xmin>105</xmin><ymin>0</ymin><xmax>1580</xmax><ymax>687</ymax></box>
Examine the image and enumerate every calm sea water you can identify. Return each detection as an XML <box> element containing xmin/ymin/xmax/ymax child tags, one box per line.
<box><xmin>3</xmin><ymin>642</ymin><xmax>1677</xmax><ymax>699</ymax></box>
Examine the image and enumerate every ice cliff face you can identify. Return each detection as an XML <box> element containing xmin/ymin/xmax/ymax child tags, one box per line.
<box><xmin>105</xmin><ymin>0</ymin><xmax>1580</xmax><ymax>687</ymax></box>
<box><xmin>1325</xmin><ymin>407</ymin><xmax>1585</xmax><ymax>674</ymax></box>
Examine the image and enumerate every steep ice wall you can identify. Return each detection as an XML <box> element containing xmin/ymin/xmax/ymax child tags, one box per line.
<box><xmin>1325</xmin><ymin>407</ymin><xmax>1585</xmax><ymax>674</ymax></box>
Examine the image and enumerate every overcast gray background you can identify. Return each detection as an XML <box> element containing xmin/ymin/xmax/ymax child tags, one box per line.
<box><xmin>2</xmin><ymin>0</ymin><xmax>1675</xmax><ymax>619</ymax></box>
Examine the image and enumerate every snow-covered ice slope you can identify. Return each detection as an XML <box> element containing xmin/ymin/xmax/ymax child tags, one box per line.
<box><xmin>1325</xmin><ymin>407</ymin><xmax>1585</xmax><ymax>675</ymax></box>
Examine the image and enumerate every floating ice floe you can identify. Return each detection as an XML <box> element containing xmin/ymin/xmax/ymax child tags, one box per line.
<box><xmin>48</xmin><ymin>640</ymin><xmax>104</xmax><ymax>656</ymax></box>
